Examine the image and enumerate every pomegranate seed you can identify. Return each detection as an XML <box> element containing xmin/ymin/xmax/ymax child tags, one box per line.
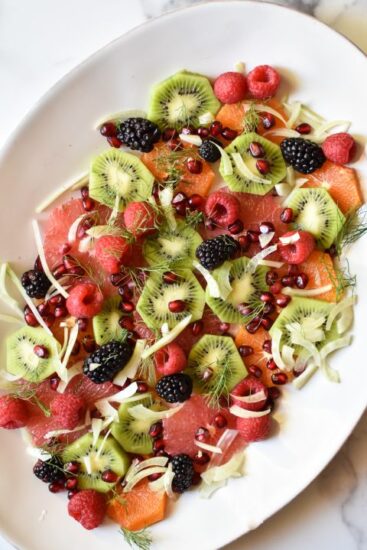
<box><xmin>248</xmin><ymin>365</ymin><xmax>262</xmax><ymax>378</ymax></box>
<box><xmin>268</xmin><ymin>386</ymin><xmax>281</xmax><ymax>400</ymax></box>
<box><xmin>121</xmin><ymin>301</ymin><xmax>135</xmax><ymax>313</ymax></box>
<box><xmin>271</xmin><ymin>372</ymin><xmax>288</xmax><ymax>385</ymax></box>
<box><xmin>162</xmin><ymin>128</ymin><xmax>178</xmax><ymax>141</ymax></box>
<box><xmin>281</xmin><ymin>275</ymin><xmax>295</xmax><ymax>287</ymax></box>
<box><xmin>194</xmin><ymin>451</ymin><xmax>211</xmax><ymax>465</ymax></box>
<box><xmin>148</xmin><ymin>472</ymin><xmax>163</xmax><ymax>482</ymax></box>
<box><xmin>152</xmin><ymin>182</ymin><xmax>160</xmax><ymax>201</ymax></box>
<box><xmin>228</xmin><ymin>219</ymin><xmax>244</xmax><ymax>235</ymax></box>
<box><xmin>54</xmin><ymin>306</ymin><xmax>67</xmax><ymax>318</ymax></box>
<box><xmin>221</xmin><ymin>127</ymin><xmax>237</xmax><ymax>140</ymax></box>
<box><xmin>295</xmin><ymin>123</ymin><xmax>312</xmax><ymax>135</ymax></box>
<box><xmin>167</xmin><ymin>138</ymin><xmax>183</xmax><ymax>151</ymax></box>
<box><xmin>34</xmin><ymin>256</ymin><xmax>43</xmax><ymax>272</ymax></box>
<box><xmin>172</xmin><ymin>192</ymin><xmax>188</xmax><ymax>206</ymax></box>
<box><xmin>256</xmin><ymin>159</ymin><xmax>270</xmax><ymax>175</ymax></box>
<box><xmin>276</xmin><ymin>294</ymin><xmax>292</xmax><ymax>308</ymax></box>
<box><xmin>168</xmin><ymin>300</ymin><xmax>186</xmax><ymax>313</ymax></box>
<box><xmin>246</xmin><ymin>320</ymin><xmax>260</xmax><ymax>334</ymax></box>
<box><xmin>205</xmin><ymin>218</ymin><xmax>216</xmax><ymax>231</ymax></box>
<box><xmin>238</xmin><ymin>304</ymin><xmax>253</xmax><ymax>317</ymax></box>
<box><xmin>175</xmin><ymin>203</ymin><xmax>188</xmax><ymax>216</ymax></box>
<box><xmin>191</xmin><ymin>320</ymin><xmax>203</xmax><ymax>336</ymax></box>
<box><xmin>270</xmin><ymin>281</ymin><xmax>282</xmax><ymax>294</ymax></box>
<box><xmin>262</xmin><ymin>339</ymin><xmax>272</xmax><ymax>353</ymax></box>
<box><xmin>218</xmin><ymin>322</ymin><xmax>230</xmax><ymax>333</ymax></box>
<box><xmin>65</xmin><ymin>461</ymin><xmax>80</xmax><ymax>474</ymax></box>
<box><xmin>163</xmin><ymin>271</ymin><xmax>178</xmax><ymax>285</ymax></box>
<box><xmin>137</xmin><ymin>381</ymin><xmax>148</xmax><ymax>393</ymax></box>
<box><xmin>34</xmin><ymin>344</ymin><xmax>49</xmax><ymax>359</ymax></box>
<box><xmin>77</xmin><ymin>318</ymin><xmax>89</xmax><ymax>331</ymax></box>
<box><xmin>24</xmin><ymin>311</ymin><xmax>38</xmax><ymax>327</ymax></box>
<box><xmin>261</xmin><ymin>317</ymin><xmax>273</xmax><ymax>330</ymax></box>
<box><xmin>118</xmin><ymin>285</ymin><xmax>133</xmax><ymax>300</ymax></box>
<box><xmin>293</xmin><ymin>364</ymin><xmax>306</xmax><ymax>377</ymax></box>
<box><xmin>49</xmin><ymin>294</ymin><xmax>65</xmax><ymax>306</ymax></box>
<box><xmin>67</xmin><ymin>489</ymin><xmax>79</xmax><ymax>500</ymax></box>
<box><xmin>60</xmin><ymin>242</ymin><xmax>71</xmax><ymax>255</ymax></box>
<box><xmin>71</xmin><ymin>341</ymin><xmax>80</xmax><ymax>356</ymax></box>
<box><xmin>53</xmin><ymin>264</ymin><xmax>67</xmax><ymax>279</ymax></box>
<box><xmin>259</xmin><ymin>221</ymin><xmax>275</xmax><ymax>234</ymax></box>
<box><xmin>287</xmin><ymin>264</ymin><xmax>299</xmax><ymax>276</ymax></box>
<box><xmin>266</xmin><ymin>358</ymin><xmax>277</xmax><ymax>370</ymax></box>
<box><xmin>65</xmin><ymin>478</ymin><xmax>78</xmax><ymax>490</ymax></box>
<box><xmin>149</xmin><ymin>422</ymin><xmax>163</xmax><ymax>439</ymax></box>
<box><xmin>247</xmin><ymin>230</ymin><xmax>260</xmax><ymax>243</ymax></box>
<box><xmin>265</xmin><ymin>271</ymin><xmax>278</xmax><ymax>287</ymax></box>
<box><xmin>63</xmin><ymin>255</ymin><xmax>76</xmax><ymax>270</ymax></box>
<box><xmin>69</xmin><ymin>266</ymin><xmax>85</xmax><ymax>277</ymax></box>
<box><xmin>82</xmin><ymin>197</ymin><xmax>95</xmax><ymax>211</ymax></box>
<box><xmin>261</xmin><ymin>113</ymin><xmax>275</xmax><ymax>129</ymax></box>
<box><xmin>154</xmin><ymin>450</ymin><xmax>170</xmax><ymax>459</ymax></box>
<box><xmin>202</xmin><ymin>367</ymin><xmax>214</xmax><ymax>382</ymax></box>
<box><xmin>327</xmin><ymin>244</ymin><xmax>338</xmax><ymax>258</ymax></box>
<box><xmin>37</xmin><ymin>302</ymin><xmax>49</xmax><ymax>316</ymax></box>
<box><xmin>153</xmin><ymin>439</ymin><xmax>165</xmax><ymax>453</ymax></box>
<box><xmin>188</xmin><ymin>194</ymin><xmax>204</xmax><ymax>210</ymax></box>
<box><xmin>186</xmin><ymin>158</ymin><xmax>203</xmax><ymax>174</ymax></box>
<box><xmin>82</xmin><ymin>335</ymin><xmax>96</xmax><ymax>353</ymax></box>
<box><xmin>280</xmin><ymin>208</ymin><xmax>294</xmax><ymax>224</ymax></box>
<box><xmin>100</xmin><ymin>122</ymin><xmax>117</xmax><ymax>137</ymax></box>
<box><xmin>209</xmin><ymin>121</ymin><xmax>222</xmax><ymax>136</ymax></box>
<box><xmin>49</xmin><ymin>376</ymin><xmax>60</xmax><ymax>391</ymax></box>
<box><xmin>110</xmin><ymin>273</ymin><xmax>125</xmax><ymax>287</ymax></box>
<box><xmin>197</xmin><ymin>127</ymin><xmax>210</xmax><ymax>138</ymax></box>
<box><xmin>264</xmin><ymin>302</ymin><xmax>275</xmax><ymax>315</ymax></box>
<box><xmin>296</xmin><ymin>273</ymin><xmax>309</xmax><ymax>289</ymax></box>
<box><xmin>181</xmin><ymin>126</ymin><xmax>195</xmax><ymax>135</ymax></box>
<box><xmin>81</xmin><ymin>186</ymin><xmax>89</xmax><ymax>199</ymax></box>
<box><xmin>101</xmin><ymin>470</ymin><xmax>118</xmax><ymax>483</ymax></box>
<box><xmin>195</xmin><ymin>427</ymin><xmax>210</xmax><ymax>442</ymax></box>
<box><xmin>49</xmin><ymin>480</ymin><xmax>65</xmax><ymax>493</ymax></box>
<box><xmin>191</xmin><ymin>472</ymin><xmax>202</xmax><ymax>486</ymax></box>
<box><xmin>213</xmin><ymin>414</ymin><xmax>227</xmax><ymax>429</ymax></box>
<box><xmin>119</xmin><ymin>317</ymin><xmax>134</xmax><ymax>331</ymax></box>
<box><xmin>237</xmin><ymin>234</ymin><xmax>250</xmax><ymax>251</ymax></box>
<box><xmin>238</xmin><ymin>345</ymin><xmax>253</xmax><ymax>357</ymax></box>
<box><xmin>249</xmin><ymin>141</ymin><xmax>265</xmax><ymax>158</ymax></box>
<box><xmin>260</xmin><ymin>291</ymin><xmax>274</xmax><ymax>303</ymax></box>
<box><xmin>107</xmin><ymin>136</ymin><xmax>122</xmax><ymax>148</ymax></box>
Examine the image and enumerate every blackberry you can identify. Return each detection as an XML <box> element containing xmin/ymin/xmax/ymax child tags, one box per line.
<box><xmin>198</xmin><ymin>140</ymin><xmax>221</xmax><ymax>163</ymax></box>
<box><xmin>196</xmin><ymin>235</ymin><xmax>238</xmax><ymax>270</ymax></box>
<box><xmin>280</xmin><ymin>138</ymin><xmax>325</xmax><ymax>174</ymax></box>
<box><xmin>33</xmin><ymin>456</ymin><xmax>65</xmax><ymax>483</ymax></box>
<box><xmin>116</xmin><ymin>117</ymin><xmax>161</xmax><ymax>153</ymax></box>
<box><xmin>21</xmin><ymin>269</ymin><xmax>51</xmax><ymax>299</ymax></box>
<box><xmin>83</xmin><ymin>340</ymin><xmax>133</xmax><ymax>384</ymax></box>
<box><xmin>156</xmin><ymin>373</ymin><xmax>192</xmax><ymax>403</ymax></box>
<box><xmin>171</xmin><ymin>454</ymin><xmax>194</xmax><ymax>493</ymax></box>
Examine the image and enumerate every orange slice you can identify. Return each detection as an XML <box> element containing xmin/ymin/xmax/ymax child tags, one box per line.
<box><xmin>299</xmin><ymin>250</ymin><xmax>338</xmax><ymax>302</ymax></box>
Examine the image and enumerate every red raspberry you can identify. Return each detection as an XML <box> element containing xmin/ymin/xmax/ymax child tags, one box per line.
<box><xmin>214</xmin><ymin>71</ymin><xmax>247</xmax><ymax>104</ymax></box>
<box><xmin>94</xmin><ymin>235</ymin><xmax>131</xmax><ymax>274</ymax></box>
<box><xmin>236</xmin><ymin>413</ymin><xmax>271</xmax><ymax>442</ymax></box>
<box><xmin>66</xmin><ymin>283</ymin><xmax>104</xmax><ymax>318</ymax></box>
<box><xmin>155</xmin><ymin>343</ymin><xmax>187</xmax><ymax>375</ymax></box>
<box><xmin>247</xmin><ymin>65</ymin><xmax>281</xmax><ymax>99</ymax></box>
<box><xmin>123</xmin><ymin>201</ymin><xmax>157</xmax><ymax>237</ymax></box>
<box><xmin>50</xmin><ymin>394</ymin><xmax>86</xmax><ymax>430</ymax></box>
<box><xmin>322</xmin><ymin>133</ymin><xmax>356</xmax><ymax>165</ymax></box>
<box><xmin>0</xmin><ymin>396</ymin><xmax>28</xmax><ymax>429</ymax></box>
<box><xmin>279</xmin><ymin>230</ymin><xmax>315</xmax><ymax>265</ymax></box>
<box><xmin>68</xmin><ymin>489</ymin><xmax>106</xmax><ymax>530</ymax></box>
<box><xmin>231</xmin><ymin>376</ymin><xmax>269</xmax><ymax>412</ymax></box>
<box><xmin>205</xmin><ymin>191</ymin><xmax>240</xmax><ymax>227</ymax></box>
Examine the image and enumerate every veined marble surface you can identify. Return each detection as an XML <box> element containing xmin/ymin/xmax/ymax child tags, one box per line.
<box><xmin>0</xmin><ymin>1</ymin><xmax>366</xmax><ymax>549</ymax></box>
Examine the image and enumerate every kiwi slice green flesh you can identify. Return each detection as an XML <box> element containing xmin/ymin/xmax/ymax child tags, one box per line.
<box><xmin>62</xmin><ymin>433</ymin><xmax>130</xmax><ymax>493</ymax></box>
<box><xmin>220</xmin><ymin>132</ymin><xmax>287</xmax><ymax>195</ymax></box>
<box><xmin>143</xmin><ymin>220</ymin><xmax>202</xmax><ymax>267</ymax></box>
<box><xmin>285</xmin><ymin>188</ymin><xmax>345</xmax><ymax>249</ymax></box>
<box><xmin>89</xmin><ymin>149</ymin><xmax>154</xmax><ymax>211</ymax></box>
<box><xmin>148</xmin><ymin>71</ymin><xmax>221</xmax><ymax>130</ymax></box>
<box><xmin>269</xmin><ymin>297</ymin><xmax>337</xmax><ymax>355</ymax></box>
<box><xmin>93</xmin><ymin>296</ymin><xmax>128</xmax><ymax>345</ymax></box>
<box><xmin>206</xmin><ymin>257</ymin><xmax>268</xmax><ymax>323</ymax></box>
<box><xmin>111</xmin><ymin>394</ymin><xmax>154</xmax><ymax>454</ymax></box>
<box><xmin>136</xmin><ymin>269</ymin><xmax>205</xmax><ymax>330</ymax></box>
<box><xmin>6</xmin><ymin>327</ymin><xmax>61</xmax><ymax>382</ymax></box>
<box><xmin>185</xmin><ymin>335</ymin><xmax>247</xmax><ymax>397</ymax></box>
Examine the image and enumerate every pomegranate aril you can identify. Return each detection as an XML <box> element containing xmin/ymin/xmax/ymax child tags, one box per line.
<box><xmin>60</xmin><ymin>242</ymin><xmax>72</xmax><ymax>255</ymax></box>
<box><xmin>137</xmin><ymin>381</ymin><xmax>148</xmax><ymax>393</ymax></box>
<box><xmin>162</xmin><ymin>128</ymin><xmax>178</xmax><ymax>141</ymax></box>
<box><xmin>49</xmin><ymin>480</ymin><xmax>65</xmax><ymax>493</ymax></box>
<box><xmin>65</xmin><ymin>477</ymin><xmax>78</xmax><ymax>490</ymax></box>
<box><xmin>266</xmin><ymin>358</ymin><xmax>277</xmax><ymax>370</ymax></box>
<box><xmin>77</xmin><ymin>318</ymin><xmax>88</xmax><ymax>331</ymax></box>
<box><xmin>276</xmin><ymin>294</ymin><xmax>292</xmax><ymax>308</ymax></box>
<box><xmin>101</xmin><ymin>470</ymin><xmax>118</xmax><ymax>483</ymax></box>
<box><xmin>148</xmin><ymin>472</ymin><xmax>163</xmax><ymax>482</ymax></box>
<box><xmin>237</xmin><ymin>234</ymin><xmax>250</xmax><ymax>251</ymax></box>
<box><xmin>287</xmin><ymin>264</ymin><xmax>299</xmax><ymax>276</ymax></box>
<box><xmin>247</xmin><ymin>230</ymin><xmax>260</xmax><ymax>243</ymax></box>
<box><xmin>246</xmin><ymin>320</ymin><xmax>260</xmax><ymax>334</ymax></box>
<box><xmin>193</xmin><ymin>451</ymin><xmax>211</xmax><ymax>465</ymax></box>
<box><xmin>167</xmin><ymin>138</ymin><xmax>183</xmax><ymax>151</ymax></box>
<box><xmin>49</xmin><ymin>294</ymin><xmax>65</xmax><ymax>306</ymax></box>
<box><xmin>33</xmin><ymin>344</ymin><xmax>49</xmax><ymax>359</ymax></box>
<box><xmin>270</xmin><ymin>281</ymin><xmax>282</xmax><ymax>295</ymax></box>
<box><xmin>65</xmin><ymin>461</ymin><xmax>80</xmax><ymax>474</ymax></box>
<box><xmin>168</xmin><ymin>300</ymin><xmax>186</xmax><ymax>313</ymax></box>
<box><xmin>238</xmin><ymin>304</ymin><xmax>253</xmax><ymax>317</ymax></box>
<box><xmin>69</xmin><ymin>266</ymin><xmax>85</xmax><ymax>277</ymax></box>
<box><xmin>110</xmin><ymin>273</ymin><xmax>125</xmax><ymax>287</ymax></box>
<box><xmin>261</xmin><ymin>317</ymin><xmax>273</xmax><ymax>330</ymax></box>
<box><xmin>213</xmin><ymin>414</ymin><xmax>227</xmax><ymax>429</ymax></box>
<box><xmin>261</xmin><ymin>113</ymin><xmax>275</xmax><ymax>129</ymax></box>
<box><xmin>228</xmin><ymin>219</ymin><xmax>244</xmax><ymax>235</ymax></box>
<box><xmin>107</xmin><ymin>136</ymin><xmax>122</xmax><ymax>148</ymax></box>
<box><xmin>82</xmin><ymin>197</ymin><xmax>95</xmax><ymax>212</ymax></box>
<box><xmin>67</xmin><ymin>489</ymin><xmax>79</xmax><ymax>500</ymax></box>
<box><xmin>202</xmin><ymin>367</ymin><xmax>214</xmax><ymax>382</ymax></box>
<box><xmin>259</xmin><ymin>221</ymin><xmax>275</xmax><ymax>234</ymax></box>
<box><xmin>181</xmin><ymin>126</ymin><xmax>195</xmax><ymax>135</ymax></box>
<box><xmin>271</xmin><ymin>372</ymin><xmax>288</xmax><ymax>385</ymax></box>
<box><xmin>90</xmin><ymin>408</ymin><xmax>102</xmax><ymax>419</ymax></box>
<box><xmin>280</xmin><ymin>207</ymin><xmax>294</xmax><ymax>224</ymax></box>
<box><xmin>209</xmin><ymin>120</ymin><xmax>222</xmax><ymax>136</ymax></box>
<box><xmin>260</xmin><ymin>291</ymin><xmax>274</xmax><ymax>303</ymax></box>
<box><xmin>44</xmin><ymin>314</ymin><xmax>55</xmax><ymax>328</ymax></box>
<box><xmin>71</xmin><ymin>341</ymin><xmax>80</xmax><ymax>356</ymax></box>
<box><xmin>197</xmin><ymin>127</ymin><xmax>210</xmax><ymax>138</ymax></box>
<box><xmin>81</xmin><ymin>186</ymin><xmax>89</xmax><ymax>199</ymax></box>
<box><xmin>191</xmin><ymin>320</ymin><xmax>203</xmax><ymax>336</ymax></box>
<box><xmin>163</xmin><ymin>271</ymin><xmax>179</xmax><ymax>285</ymax></box>
<box><xmin>100</xmin><ymin>122</ymin><xmax>117</xmax><ymax>137</ymax></box>
<box><xmin>121</xmin><ymin>301</ymin><xmax>135</xmax><ymax>313</ymax></box>
<box><xmin>256</xmin><ymin>159</ymin><xmax>270</xmax><ymax>175</ymax></box>
<box><xmin>49</xmin><ymin>375</ymin><xmax>60</xmax><ymax>391</ymax></box>
<box><xmin>186</xmin><ymin>158</ymin><xmax>203</xmax><ymax>174</ymax></box>
<box><xmin>238</xmin><ymin>345</ymin><xmax>253</xmax><ymax>358</ymax></box>
<box><xmin>188</xmin><ymin>194</ymin><xmax>204</xmax><ymax>210</ymax></box>
<box><xmin>53</xmin><ymin>264</ymin><xmax>67</xmax><ymax>279</ymax></box>
<box><xmin>175</xmin><ymin>203</ymin><xmax>187</xmax><ymax>216</ymax></box>
<box><xmin>281</xmin><ymin>275</ymin><xmax>295</xmax><ymax>287</ymax></box>
<box><xmin>153</xmin><ymin>439</ymin><xmax>165</xmax><ymax>453</ymax></box>
<box><xmin>218</xmin><ymin>322</ymin><xmax>230</xmax><ymax>333</ymax></box>
<box><xmin>37</xmin><ymin>302</ymin><xmax>49</xmax><ymax>316</ymax></box>
<box><xmin>54</xmin><ymin>306</ymin><xmax>67</xmax><ymax>318</ymax></box>
<box><xmin>268</xmin><ymin>386</ymin><xmax>281</xmax><ymax>400</ymax></box>
<box><xmin>24</xmin><ymin>311</ymin><xmax>38</xmax><ymax>327</ymax></box>
<box><xmin>172</xmin><ymin>192</ymin><xmax>187</xmax><ymax>206</ymax></box>
<box><xmin>221</xmin><ymin>127</ymin><xmax>237</xmax><ymax>140</ymax></box>
<box><xmin>205</xmin><ymin>218</ymin><xmax>216</xmax><ymax>231</ymax></box>
<box><xmin>262</xmin><ymin>339</ymin><xmax>272</xmax><ymax>353</ymax></box>
<box><xmin>63</xmin><ymin>255</ymin><xmax>76</xmax><ymax>270</ymax></box>
<box><xmin>149</xmin><ymin>422</ymin><xmax>163</xmax><ymax>439</ymax></box>
<box><xmin>118</xmin><ymin>285</ymin><xmax>133</xmax><ymax>300</ymax></box>
<box><xmin>264</xmin><ymin>302</ymin><xmax>275</xmax><ymax>315</ymax></box>
<box><xmin>249</xmin><ymin>141</ymin><xmax>265</xmax><ymax>158</ymax></box>
<box><xmin>82</xmin><ymin>335</ymin><xmax>96</xmax><ymax>353</ymax></box>
<box><xmin>296</xmin><ymin>273</ymin><xmax>309</xmax><ymax>289</ymax></box>
<box><xmin>119</xmin><ymin>316</ymin><xmax>134</xmax><ymax>331</ymax></box>
<box><xmin>295</xmin><ymin>123</ymin><xmax>312</xmax><ymax>135</ymax></box>
<box><xmin>195</xmin><ymin>427</ymin><xmax>210</xmax><ymax>442</ymax></box>
<box><xmin>248</xmin><ymin>365</ymin><xmax>262</xmax><ymax>378</ymax></box>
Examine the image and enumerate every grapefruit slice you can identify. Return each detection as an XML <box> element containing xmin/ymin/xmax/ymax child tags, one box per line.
<box><xmin>299</xmin><ymin>250</ymin><xmax>338</xmax><ymax>302</ymax></box>
<box><xmin>306</xmin><ymin>160</ymin><xmax>363</xmax><ymax>214</ymax></box>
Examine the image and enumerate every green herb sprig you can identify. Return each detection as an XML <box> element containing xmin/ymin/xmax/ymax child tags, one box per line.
<box><xmin>120</xmin><ymin>527</ymin><xmax>152</xmax><ymax>550</ymax></box>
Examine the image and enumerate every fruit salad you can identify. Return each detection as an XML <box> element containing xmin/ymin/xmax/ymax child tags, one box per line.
<box><xmin>0</xmin><ymin>64</ymin><xmax>364</xmax><ymax>548</ymax></box>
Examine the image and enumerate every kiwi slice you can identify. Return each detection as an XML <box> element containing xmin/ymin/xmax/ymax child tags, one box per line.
<box><xmin>220</xmin><ymin>132</ymin><xmax>287</xmax><ymax>195</ymax></box>
<box><xmin>206</xmin><ymin>257</ymin><xmax>268</xmax><ymax>323</ymax></box>
<box><xmin>185</xmin><ymin>335</ymin><xmax>247</xmax><ymax>397</ymax></box>
<box><xmin>89</xmin><ymin>149</ymin><xmax>154</xmax><ymax>210</ymax></box>
<box><xmin>62</xmin><ymin>433</ymin><xmax>130</xmax><ymax>493</ymax></box>
<box><xmin>136</xmin><ymin>269</ymin><xmax>205</xmax><ymax>330</ymax></box>
<box><xmin>111</xmin><ymin>393</ymin><xmax>154</xmax><ymax>454</ymax></box>
<box><xmin>143</xmin><ymin>220</ymin><xmax>202</xmax><ymax>267</ymax></box>
<box><xmin>148</xmin><ymin>71</ymin><xmax>221</xmax><ymax>130</ymax></box>
<box><xmin>284</xmin><ymin>188</ymin><xmax>345</xmax><ymax>249</ymax></box>
<box><xmin>93</xmin><ymin>296</ymin><xmax>128</xmax><ymax>345</ymax></box>
<box><xmin>6</xmin><ymin>327</ymin><xmax>61</xmax><ymax>382</ymax></box>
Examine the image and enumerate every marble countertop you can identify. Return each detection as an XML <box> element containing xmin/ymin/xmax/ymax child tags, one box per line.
<box><xmin>0</xmin><ymin>1</ymin><xmax>366</xmax><ymax>549</ymax></box>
